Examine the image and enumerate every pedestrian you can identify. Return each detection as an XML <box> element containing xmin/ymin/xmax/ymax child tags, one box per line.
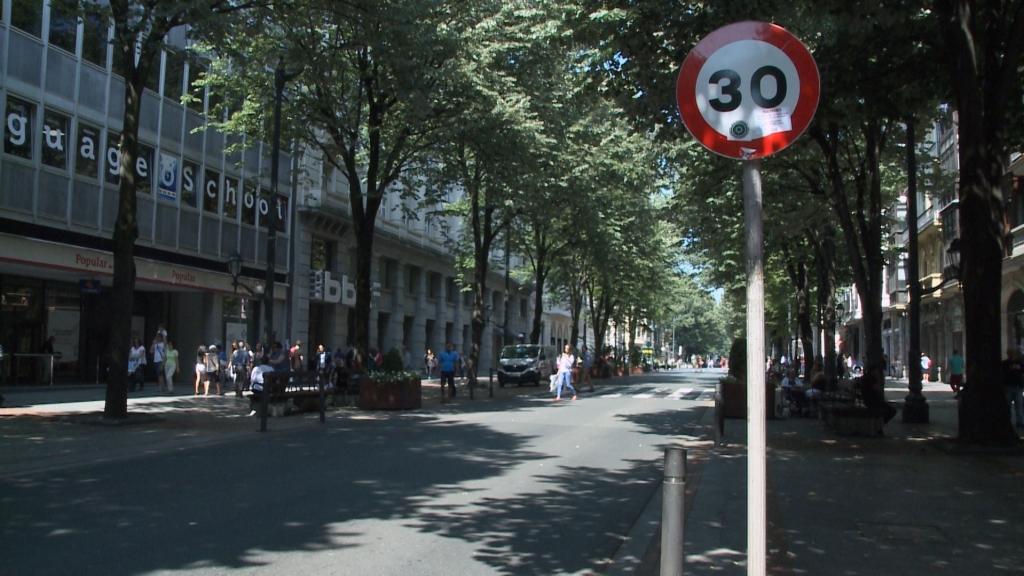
<box><xmin>424</xmin><ymin>348</ymin><xmax>437</xmax><ymax>378</ymax></box>
<box><xmin>315</xmin><ymin>344</ymin><xmax>332</xmax><ymax>386</ymax></box>
<box><xmin>128</xmin><ymin>338</ymin><xmax>147</xmax><ymax>391</ymax></box>
<box><xmin>248</xmin><ymin>358</ymin><xmax>274</xmax><ymax>416</ymax></box>
<box><xmin>151</xmin><ymin>332</ymin><xmax>166</xmax><ymax>392</ymax></box>
<box><xmin>948</xmin><ymin>348</ymin><xmax>965</xmax><ymax>397</ymax></box>
<box><xmin>553</xmin><ymin>344</ymin><xmax>577</xmax><ymax>401</ymax></box>
<box><xmin>437</xmin><ymin>342</ymin><xmax>460</xmax><ymax>399</ymax></box>
<box><xmin>582</xmin><ymin>345</ymin><xmax>594</xmax><ymax>391</ymax></box>
<box><xmin>920</xmin><ymin>352</ymin><xmax>932</xmax><ymax>380</ymax></box>
<box><xmin>268</xmin><ymin>341</ymin><xmax>289</xmax><ymax>372</ymax></box>
<box><xmin>194</xmin><ymin>345</ymin><xmax>207</xmax><ymax>396</ymax></box>
<box><xmin>1002</xmin><ymin>348</ymin><xmax>1024</xmax><ymax>430</ymax></box>
<box><xmin>164</xmin><ymin>339</ymin><xmax>179</xmax><ymax>393</ymax></box>
<box><xmin>231</xmin><ymin>340</ymin><xmax>250</xmax><ymax>397</ymax></box>
<box><xmin>289</xmin><ymin>340</ymin><xmax>304</xmax><ymax>372</ymax></box>
<box><xmin>205</xmin><ymin>344</ymin><xmax>222</xmax><ymax>395</ymax></box>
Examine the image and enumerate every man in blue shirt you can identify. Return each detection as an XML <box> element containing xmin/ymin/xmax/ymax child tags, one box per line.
<box><xmin>438</xmin><ymin>342</ymin><xmax>461</xmax><ymax>399</ymax></box>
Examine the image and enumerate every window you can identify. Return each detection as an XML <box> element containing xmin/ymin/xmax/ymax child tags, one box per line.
<box><xmin>4</xmin><ymin>96</ymin><xmax>34</xmax><ymax>159</ymax></box>
<box><xmin>407</xmin><ymin>266</ymin><xmax>420</xmax><ymax>295</ymax></box>
<box><xmin>163</xmin><ymin>50</ymin><xmax>185</xmax><ymax>101</ymax></box>
<box><xmin>446</xmin><ymin>277</ymin><xmax>456</xmax><ymax>304</ymax></box>
<box><xmin>520</xmin><ymin>297</ymin><xmax>527</xmax><ymax>319</ymax></box>
<box><xmin>81</xmin><ymin>9</ymin><xmax>108</xmax><ymax>67</ymax></box>
<box><xmin>75</xmin><ymin>122</ymin><xmax>100</xmax><ymax>178</ymax></box>
<box><xmin>12</xmin><ymin>0</ymin><xmax>43</xmax><ymax>37</ymax></box>
<box><xmin>311</xmin><ymin>237</ymin><xmax>332</xmax><ymax>270</ymax></box>
<box><xmin>145</xmin><ymin>51</ymin><xmax>161</xmax><ymax>92</ymax></box>
<box><xmin>203</xmin><ymin>169</ymin><xmax>220</xmax><ymax>213</ymax></box>
<box><xmin>241</xmin><ymin>181</ymin><xmax>256</xmax><ymax>225</ymax></box>
<box><xmin>47</xmin><ymin>1</ymin><xmax>77</xmax><ymax>53</ymax></box>
<box><xmin>105</xmin><ymin>131</ymin><xmax>121</xmax><ymax>185</ymax></box>
<box><xmin>223</xmin><ymin>175</ymin><xmax>239</xmax><ymax>219</ymax></box>
<box><xmin>427</xmin><ymin>272</ymin><xmax>439</xmax><ymax>299</ymax></box>
<box><xmin>136</xmin><ymin>145</ymin><xmax>154</xmax><ymax>194</ymax></box>
<box><xmin>186</xmin><ymin>59</ymin><xmax>207</xmax><ymax>113</ymax></box>
<box><xmin>381</xmin><ymin>259</ymin><xmax>394</xmax><ymax>290</ymax></box>
<box><xmin>181</xmin><ymin>159</ymin><xmax>199</xmax><ymax>207</ymax></box>
<box><xmin>41</xmin><ymin>109</ymin><xmax>70</xmax><ymax>169</ymax></box>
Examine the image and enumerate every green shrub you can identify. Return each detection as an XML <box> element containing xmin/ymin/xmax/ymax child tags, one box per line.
<box><xmin>381</xmin><ymin>347</ymin><xmax>405</xmax><ymax>372</ymax></box>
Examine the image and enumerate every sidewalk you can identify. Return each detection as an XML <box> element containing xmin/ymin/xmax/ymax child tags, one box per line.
<box><xmin>0</xmin><ymin>374</ymin><xmax>576</xmax><ymax>479</ymax></box>
<box><xmin>671</xmin><ymin>379</ymin><xmax>1024</xmax><ymax>575</ymax></box>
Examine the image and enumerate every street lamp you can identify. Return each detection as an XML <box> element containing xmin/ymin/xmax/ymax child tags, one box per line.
<box><xmin>226</xmin><ymin>252</ymin><xmax>261</xmax><ymax>297</ymax></box>
<box><xmin>946</xmin><ymin>238</ymin><xmax>962</xmax><ymax>286</ymax></box>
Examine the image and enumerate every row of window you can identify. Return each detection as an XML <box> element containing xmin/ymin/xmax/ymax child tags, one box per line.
<box><xmin>3</xmin><ymin>93</ymin><xmax>289</xmax><ymax>233</ymax></box>
<box><xmin>7</xmin><ymin>1</ymin><xmax>208</xmax><ymax>112</ymax></box>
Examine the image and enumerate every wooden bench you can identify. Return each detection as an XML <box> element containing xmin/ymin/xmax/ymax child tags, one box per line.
<box><xmin>258</xmin><ymin>371</ymin><xmax>335</xmax><ymax>417</ymax></box>
<box><xmin>819</xmin><ymin>378</ymin><xmax>885</xmax><ymax>436</ymax></box>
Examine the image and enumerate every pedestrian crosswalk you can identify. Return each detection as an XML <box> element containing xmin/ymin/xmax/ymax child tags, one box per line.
<box><xmin>591</xmin><ymin>387</ymin><xmax>715</xmax><ymax>401</ymax></box>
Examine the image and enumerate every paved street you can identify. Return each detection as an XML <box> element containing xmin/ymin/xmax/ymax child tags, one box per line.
<box><xmin>0</xmin><ymin>370</ymin><xmax>721</xmax><ymax>575</ymax></box>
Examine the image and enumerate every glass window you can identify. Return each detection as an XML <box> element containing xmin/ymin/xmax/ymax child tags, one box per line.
<box><xmin>311</xmin><ymin>237</ymin><xmax>333</xmax><ymax>270</ymax></box>
<box><xmin>203</xmin><ymin>169</ymin><xmax>220</xmax><ymax>213</ymax></box>
<box><xmin>223</xmin><ymin>175</ymin><xmax>239</xmax><ymax>219</ymax></box>
<box><xmin>112</xmin><ymin>38</ymin><xmax>128</xmax><ymax>77</ymax></box>
<box><xmin>4</xmin><ymin>96</ymin><xmax>35</xmax><ymax>159</ymax></box>
<box><xmin>241</xmin><ymin>181</ymin><xmax>256</xmax><ymax>225</ymax></box>
<box><xmin>48</xmin><ymin>2</ymin><xmax>77</xmax><ymax>53</ymax></box>
<box><xmin>81</xmin><ymin>9</ymin><xmax>108</xmax><ymax>67</ymax></box>
<box><xmin>163</xmin><ymin>50</ymin><xmax>185</xmax><ymax>101</ymax></box>
<box><xmin>41</xmin><ymin>109</ymin><xmax>70</xmax><ymax>169</ymax></box>
<box><xmin>136</xmin><ymin>144</ymin><xmax>154</xmax><ymax>194</ymax></box>
<box><xmin>186</xmin><ymin>59</ymin><xmax>207</xmax><ymax>113</ymax></box>
<box><xmin>75</xmin><ymin>122</ymin><xmax>100</xmax><ymax>178</ymax></box>
<box><xmin>181</xmin><ymin>159</ymin><xmax>199</xmax><ymax>207</ymax></box>
<box><xmin>12</xmin><ymin>0</ymin><xmax>43</xmax><ymax>37</ymax></box>
<box><xmin>145</xmin><ymin>51</ymin><xmax>161</xmax><ymax>92</ymax></box>
<box><xmin>105</xmin><ymin>131</ymin><xmax>121</xmax><ymax>186</ymax></box>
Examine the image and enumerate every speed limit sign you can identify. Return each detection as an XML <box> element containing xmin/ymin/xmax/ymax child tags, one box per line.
<box><xmin>676</xmin><ymin>21</ymin><xmax>819</xmax><ymax>160</ymax></box>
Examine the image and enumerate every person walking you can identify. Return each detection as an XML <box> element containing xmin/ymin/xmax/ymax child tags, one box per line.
<box><xmin>231</xmin><ymin>341</ymin><xmax>250</xmax><ymax>397</ymax></box>
<box><xmin>581</xmin><ymin>345</ymin><xmax>594</xmax><ymax>392</ymax></box>
<box><xmin>128</xmin><ymin>338</ymin><xmax>147</xmax><ymax>392</ymax></box>
<box><xmin>553</xmin><ymin>344</ymin><xmax>577</xmax><ymax>401</ymax></box>
<box><xmin>948</xmin><ymin>349</ymin><xmax>965</xmax><ymax>397</ymax></box>
<box><xmin>205</xmin><ymin>344</ymin><xmax>222</xmax><ymax>395</ymax></box>
<box><xmin>151</xmin><ymin>332</ymin><xmax>166</xmax><ymax>393</ymax></box>
<box><xmin>194</xmin><ymin>345</ymin><xmax>207</xmax><ymax>396</ymax></box>
<box><xmin>424</xmin><ymin>348</ymin><xmax>437</xmax><ymax>378</ymax></box>
<box><xmin>163</xmin><ymin>340</ymin><xmax>179</xmax><ymax>393</ymax></box>
<box><xmin>1002</xmin><ymin>348</ymin><xmax>1024</xmax><ymax>431</ymax></box>
<box><xmin>437</xmin><ymin>342</ymin><xmax>461</xmax><ymax>399</ymax></box>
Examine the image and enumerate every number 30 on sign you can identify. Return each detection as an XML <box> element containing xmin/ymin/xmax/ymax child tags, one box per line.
<box><xmin>676</xmin><ymin>21</ymin><xmax>819</xmax><ymax>160</ymax></box>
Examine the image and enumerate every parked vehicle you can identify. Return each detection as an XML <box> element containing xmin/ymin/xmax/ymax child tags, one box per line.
<box><xmin>497</xmin><ymin>344</ymin><xmax>556</xmax><ymax>387</ymax></box>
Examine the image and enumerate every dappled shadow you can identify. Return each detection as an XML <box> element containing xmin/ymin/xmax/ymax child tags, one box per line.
<box><xmin>0</xmin><ymin>393</ymin><xmax>713</xmax><ymax>576</ymax></box>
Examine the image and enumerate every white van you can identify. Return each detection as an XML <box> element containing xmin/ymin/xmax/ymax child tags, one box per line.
<box><xmin>497</xmin><ymin>344</ymin><xmax>557</xmax><ymax>387</ymax></box>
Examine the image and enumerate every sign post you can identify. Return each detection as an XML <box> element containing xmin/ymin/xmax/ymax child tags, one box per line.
<box><xmin>677</xmin><ymin>21</ymin><xmax>819</xmax><ymax>576</ymax></box>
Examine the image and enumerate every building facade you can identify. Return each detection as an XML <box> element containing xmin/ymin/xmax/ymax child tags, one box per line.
<box><xmin>0</xmin><ymin>1</ymin><xmax>293</xmax><ymax>383</ymax></box>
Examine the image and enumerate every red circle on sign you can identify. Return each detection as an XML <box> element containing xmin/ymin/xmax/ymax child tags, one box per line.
<box><xmin>676</xmin><ymin>21</ymin><xmax>819</xmax><ymax>160</ymax></box>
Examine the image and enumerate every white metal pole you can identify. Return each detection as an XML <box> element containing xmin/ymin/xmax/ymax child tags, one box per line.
<box><xmin>743</xmin><ymin>159</ymin><xmax>766</xmax><ymax>576</ymax></box>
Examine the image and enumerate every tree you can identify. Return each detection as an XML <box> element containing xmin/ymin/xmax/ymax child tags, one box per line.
<box><xmin>936</xmin><ymin>0</ymin><xmax>1024</xmax><ymax>444</ymax></box>
<box><xmin>89</xmin><ymin>0</ymin><xmax>259</xmax><ymax>420</ymax></box>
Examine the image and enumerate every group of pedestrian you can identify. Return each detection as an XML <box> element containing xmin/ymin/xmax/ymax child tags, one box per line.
<box><xmin>549</xmin><ymin>344</ymin><xmax>594</xmax><ymax>401</ymax></box>
<box><xmin>126</xmin><ymin>324</ymin><xmax>178</xmax><ymax>393</ymax></box>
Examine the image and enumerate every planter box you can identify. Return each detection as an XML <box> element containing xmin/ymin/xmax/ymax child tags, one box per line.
<box><xmin>721</xmin><ymin>377</ymin><xmax>775</xmax><ymax>419</ymax></box>
<box><xmin>359</xmin><ymin>377</ymin><xmax>422</xmax><ymax>410</ymax></box>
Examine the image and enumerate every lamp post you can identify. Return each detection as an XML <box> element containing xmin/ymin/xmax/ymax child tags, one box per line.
<box><xmin>903</xmin><ymin>116</ymin><xmax>929</xmax><ymax>423</ymax></box>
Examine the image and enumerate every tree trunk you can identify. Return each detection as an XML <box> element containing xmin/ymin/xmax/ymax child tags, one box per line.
<box><xmin>529</xmin><ymin>231</ymin><xmax>548</xmax><ymax>344</ymax></box>
<box><xmin>104</xmin><ymin>70</ymin><xmax>144</xmax><ymax>420</ymax></box>
<box><xmin>938</xmin><ymin>0</ymin><xmax>1020</xmax><ymax>444</ymax></box>
<box><xmin>352</xmin><ymin>219</ymin><xmax>375</xmax><ymax>355</ymax></box>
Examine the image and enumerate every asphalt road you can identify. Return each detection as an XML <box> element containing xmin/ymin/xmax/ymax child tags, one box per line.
<box><xmin>1</xmin><ymin>369</ymin><xmax>724</xmax><ymax>575</ymax></box>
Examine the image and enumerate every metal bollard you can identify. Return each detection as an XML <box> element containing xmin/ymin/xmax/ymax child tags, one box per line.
<box><xmin>488</xmin><ymin>368</ymin><xmax>494</xmax><ymax>398</ymax></box>
<box><xmin>714</xmin><ymin>380</ymin><xmax>724</xmax><ymax>447</ymax></box>
<box><xmin>318</xmin><ymin>376</ymin><xmax>326</xmax><ymax>424</ymax></box>
<box><xmin>660</xmin><ymin>447</ymin><xmax>687</xmax><ymax>576</ymax></box>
